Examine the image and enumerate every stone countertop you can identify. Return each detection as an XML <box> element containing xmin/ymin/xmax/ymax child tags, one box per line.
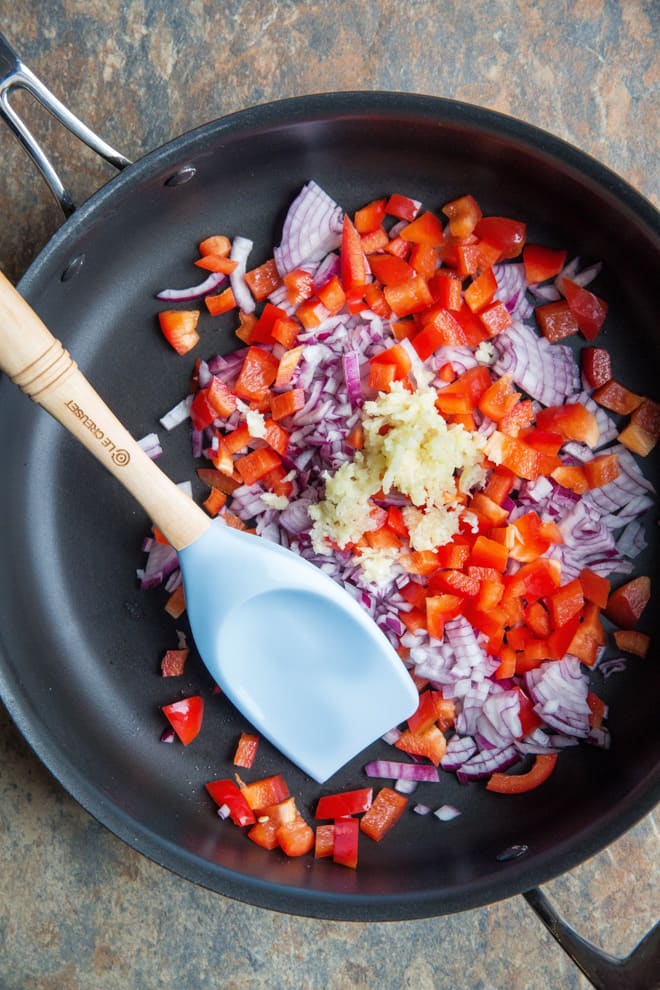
<box><xmin>0</xmin><ymin>3</ymin><xmax>658</xmax><ymax>988</ymax></box>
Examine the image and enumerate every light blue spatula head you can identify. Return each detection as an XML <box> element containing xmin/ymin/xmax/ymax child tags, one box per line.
<box><xmin>178</xmin><ymin>519</ymin><xmax>419</xmax><ymax>782</ymax></box>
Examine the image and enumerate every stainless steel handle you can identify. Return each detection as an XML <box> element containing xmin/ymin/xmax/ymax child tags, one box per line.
<box><xmin>0</xmin><ymin>32</ymin><xmax>132</xmax><ymax>216</ymax></box>
<box><xmin>524</xmin><ymin>888</ymin><xmax>660</xmax><ymax>990</ymax></box>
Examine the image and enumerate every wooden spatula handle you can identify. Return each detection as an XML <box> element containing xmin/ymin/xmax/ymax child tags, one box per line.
<box><xmin>0</xmin><ymin>271</ymin><xmax>210</xmax><ymax>551</ymax></box>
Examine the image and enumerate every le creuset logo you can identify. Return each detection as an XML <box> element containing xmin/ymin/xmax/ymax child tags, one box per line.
<box><xmin>64</xmin><ymin>398</ymin><xmax>130</xmax><ymax>466</ymax></box>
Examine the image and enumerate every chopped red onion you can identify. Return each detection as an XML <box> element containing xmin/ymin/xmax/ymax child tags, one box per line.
<box><xmin>364</xmin><ymin>760</ymin><xmax>440</xmax><ymax>782</ymax></box>
<box><xmin>441</xmin><ymin>734</ymin><xmax>478</xmax><ymax>770</ymax></box>
<box><xmin>413</xmin><ymin>803</ymin><xmax>432</xmax><ymax>815</ymax></box>
<box><xmin>433</xmin><ymin>804</ymin><xmax>462</xmax><ymax>822</ymax></box>
<box><xmin>230</xmin><ymin>235</ymin><xmax>256</xmax><ymax>314</ymax></box>
<box><xmin>159</xmin><ymin>395</ymin><xmax>193</xmax><ymax>431</ymax></box>
<box><xmin>493</xmin><ymin>320</ymin><xmax>580</xmax><ymax>407</ymax></box>
<box><xmin>137</xmin><ymin>432</ymin><xmax>163</xmax><ymax>460</ymax></box>
<box><xmin>394</xmin><ymin>778</ymin><xmax>418</xmax><ymax>794</ymax></box>
<box><xmin>598</xmin><ymin>656</ymin><xmax>628</xmax><ymax>679</ymax></box>
<box><xmin>456</xmin><ymin>745</ymin><xmax>520</xmax><ymax>783</ymax></box>
<box><xmin>156</xmin><ymin>270</ymin><xmax>227</xmax><ymax>301</ymax></box>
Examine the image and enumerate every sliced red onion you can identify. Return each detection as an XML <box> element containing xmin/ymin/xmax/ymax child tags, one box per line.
<box><xmin>313</xmin><ymin>252</ymin><xmax>340</xmax><ymax>288</ymax></box>
<box><xmin>413</xmin><ymin>803</ymin><xmax>432</xmax><ymax>815</ymax></box>
<box><xmin>529</xmin><ymin>282</ymin><xmax>561</xmax><ymax>302</ymax></box>
<box><xmin>615</xmin><ymin>520</ymin><xmax>649</xmax><ymax>563</ymax></box>
<box><xmin>364</xmin><ymin>760</ymin><xmax>440</xmax><ymax>782</ymax></box>
<box><xmin>493</xmin><ymin>263</ymin><xmax>534</xmax><ymax>320</ymax></box>
<box><xmin>515</xmin><ymin>727</ymin><xmax>579</xmax><ymax>755</ymax></box>
<box><xmin>475</xmin><ymin>690</ymin><xmax>522</xmax><ymax>749</ymax></box>
<box><xmin>440</xmin><ymin>734</ymin><xmax>478</xmax><ymax>770</ymax></box>
<box><xmin>274</xmin><ymin>180</ymin><xmax>344</xmax><ymax>275</ymax></box>
<box><xmin>156</xmin><ymin>270</ymin><xmax>227</xmax><ymax>302</ymax></box>
<box><xmin>279</xmin><ymin>498</ymin><xmax>314</xmax><ymax>534</ymax></box>
<box><xmin>433</xmin><ymin>804</ymin><xmax>462</xmax><ymax>822</ymax></box>
<box><xmin>527</xmin><ymin>658</ymin><xmax>591</xmax><ymax>738</ymax></box>
<box><xmin>160</xmin><ymin>727</ymin><xmax>176</xmax><ymax>743</ymax></box>
<box><xmin>556</xmin><ymin>257</ymin><xmax>603</xmax><ymax>290</ymax></box>
<box><xmin>456</xmin><ymin>745</ymin><xmax>520</xmax><ymax>783</ymax></box>
<box><xmin>229</xmin><ymin>235</ymin><xmax>256</xmax><ymax>314</ymax></box>
<box><xmin>493</xmin><ymin>320</ymin><xmax>580</xmax><ymax>407</ymax></box>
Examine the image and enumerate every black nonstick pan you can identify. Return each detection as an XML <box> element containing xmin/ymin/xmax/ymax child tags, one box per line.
<box><xmin>0</xmin><ymin>34</ymin><xmax>658</xmax><ymax>987</ymax></box>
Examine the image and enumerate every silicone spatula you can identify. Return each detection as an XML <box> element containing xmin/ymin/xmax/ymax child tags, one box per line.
<box><xmin>0</xmin><ymin>272</ymin><xmax>418</xmax><ymax>782</ymax></box>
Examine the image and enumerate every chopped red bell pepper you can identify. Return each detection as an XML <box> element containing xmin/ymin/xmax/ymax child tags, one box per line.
<box><xmin>464</xmin><ymin>267</ymin><xmax>498</xmax><ymax>314</ymax></box>
<box><xmin>234</xmin><ymin>447</ymin><xmax>282</xmax><ymax>485</ymax></box>
<box><xmin>162</xmin><ymin>695</ymin><xmax>204</xmax><ymax>746</ymax></box>
<box><xmin>277</xmin><ymin>817</ymin><xmax>315</xmax><ymax>857</ymax></box>
<box><xmin>205</xmin><ymin>778</ymin><xmax>256</xmax><ymax>826</ymax></box>
<box><xmin>237</xmin><ymin>773</ymin><xmax>290</xmax><ymax>812</ymax></box>
<box><xmin>205</xmin><ymin>286</ymin><xmax>237</xmax><ymax>316</ymax></box>
<box><xmin>612</xmin><ymin>629</ymin><xmax>650</xmax><ymax>658</ymax></box>
<box><xmin>333</xmin><ymin>817</ymin><xmax>360</xmax><ymax>868</ymax></box>
<box><xmin>233</xmin><ymin>732</ymin><xmax>259</xmax><ymax>769</ymax></box>
<box><xmin>368</xmin><ymin>253</ymin><xmax>415</xmax><ymax>286</ymax></box>
<box><xmin>315</xmin><ymin>788</ymin><xmax>373</xmax><ymax>820</ymax></box>
<box><xmin>486</xmin><ymin>754</ymin><xmax>558</xmax><ymax>794</ymax></box>
<box><xmin>314</xmin><ymin>824</ymin><xmax>335</xmax><ymax>858</ymax></box>
<box><xmin>234</xmin><ymin>346</ymin><xmax>279</xmax><ymax>401</ymax></box>
<box><xmin>385</xmin><ymin>192</ymin><xmax>421</xmax><ymax>222</ymax></box>
<box><xmin>354</xmin><ymin>197</ymin><xmax>387</xmax><ymax>233</ymax></box>
<box><xmin>523</xmin><ymin>244</ymin><xmax>566</xmax><ymax>283</ymax></box>
<box><xmin>535</xmin><ymin>300</ymin><xmax>579</xmax><ymax>343</ymax></box>
<box><xmin>581</xmin><ymin>346</ymin><xmax>612</xmax><ymax>389</ymax></box>
<box><xmin>340</xmin><ymin>215</ymin><xmax>368</xmax><ymax>293</ymax></box>
<box><xmin>546</xmin><ymin>578</ymin><xmax>584</xmax><ymax>628</ymax></box>
<box><xmin>592</xmin><ymin>379</ymin><xmax>643</xmax><ymax>415</ymax></box>
<box><xmin>360</xmin><ymin>788</ymin><xmax>408</xmax><ymax>841</ymax></box>
<box><xmin>560</xmin><ymin>277</ymin><xmax>608</xmax><ymax>339</ymax></box>
<box><xmin>399</xmin><ymin>210</ymin><xmax>445</xmax><ymax>246</ymax></box>
<box><xmin>158</xmin><ymin>310</ymin><xmax>200</xmax><ymax>355</ymax></box>
<box><xmin>270</xmin><ymin>387</ymin><xmax>305</xmax><ymax>421</ymax></box>
<box><xmin>395</xmin><ymin>724</ymin><xmax>447</xmax><ymax>765</ymax></box>
<box><xmin>442</xmin><ymin>194</ymin><xmax>483</xmax><ymax>239</ymax></box>
<box><xmin>605</xmin><ymin>576</ymin><xmax>651</xmax><ymax>629</ymax></box>
<box><xmin>474</xmin><ymin>216</ymin><xmax>526</xmax><ymax>259</ymax></box>
<box><xmin>243</xmin><ymin>258</ymin><xmax>282</xmax><ymax>300</ymax></box>
<box><xmin>535</xmin><ymin>402</ymin><xmax>600</xmax><ymax>447</ymax></box>
<box><xmin>584</xmin><ymin>452</ymin><xmax>619</xmax><ymax>489</ymax></box>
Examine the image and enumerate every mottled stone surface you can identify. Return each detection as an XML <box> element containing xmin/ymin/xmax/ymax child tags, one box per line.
<box><xmin>0</xmin><ymin>2</ymin><xmax>658</xmax><ymax>988</ymax></box>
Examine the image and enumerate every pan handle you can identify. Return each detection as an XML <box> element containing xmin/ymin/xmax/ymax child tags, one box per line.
<box><xmin>0</xmin><ymin>32</ymin><xmax>132</xmax><ymax>217</ymax></box>
<box><xmin>524</xmin><ymin>888</ymin><xmax>660</xmax><ymax>990</ymax></box>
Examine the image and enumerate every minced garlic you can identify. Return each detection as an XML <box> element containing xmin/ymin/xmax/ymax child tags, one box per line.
<box><xmin>308</xmin><ymin>381</ymin><xmax>487</xmax><ymax>576</ymax></box>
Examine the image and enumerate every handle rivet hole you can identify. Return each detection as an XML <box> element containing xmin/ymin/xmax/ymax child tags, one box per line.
<box><xmin>61</xmin><ymin>254</ymin><xmax>85</xmax><ymax>282</ymax></box>
<box><xmin>165</xmin><ymin>165</ymin><xmax>197</xmax><ymax>187</ymax></box>
<box><xmin>496</xmin><ymin>844</ymin><xmax>529</xmax><ymax>862</ymax></box>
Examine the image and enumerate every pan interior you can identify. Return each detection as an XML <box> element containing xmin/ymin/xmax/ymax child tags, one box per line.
<box><xmin>1</xmin><ymin>95</ymin><xmax>659</xmax><ymax>918</ymax></box>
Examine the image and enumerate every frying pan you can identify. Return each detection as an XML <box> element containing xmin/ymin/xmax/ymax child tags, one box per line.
<box><xmin>0</xmin><ymin>34</ymin><xmax>658</xmax><ymax>986</ymax></box>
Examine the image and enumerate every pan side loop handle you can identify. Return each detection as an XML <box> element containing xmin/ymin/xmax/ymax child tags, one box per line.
<box><xmin>0</xmin><ymin>32</ymin><xmax>132</xmax><ymax>217</ymax></box>
<box><xmin>524</xmin><ymin>887</ymin><xmax>660</xmax><ymax>990</ymax></box>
